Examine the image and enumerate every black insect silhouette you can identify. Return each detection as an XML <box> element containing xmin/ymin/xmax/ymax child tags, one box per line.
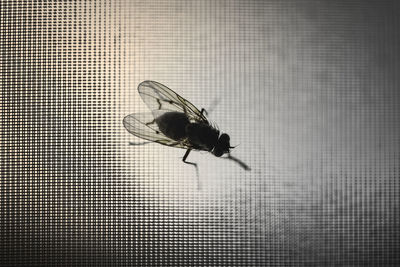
<box><xmin>123</xmin><ymin>81</ymin><xmax>250</xmax><ymax>181</ymax></box>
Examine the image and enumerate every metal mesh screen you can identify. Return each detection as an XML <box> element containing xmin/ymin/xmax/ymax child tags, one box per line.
<box><xmin>1</xmin><ymin>0</ymin><xmax>399</xmax><ymax>266</ymax></box>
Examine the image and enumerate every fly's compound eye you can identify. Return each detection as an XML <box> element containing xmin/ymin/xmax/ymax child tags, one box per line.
<box><xmin>213</xmin><ymin>133</ymin><xmax>231</xmax><ymax>157</ymax></box>
<box><xmin>219</xmin><ymin>134</ymin><xmax>231</xmax><ymax>150</ymax></box>
<box><xmin>219</xmin><ymin>133</ymin><xmax>230</xmax><ymax>143</ymax></box>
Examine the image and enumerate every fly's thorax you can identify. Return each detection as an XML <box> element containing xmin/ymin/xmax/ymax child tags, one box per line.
<box><xmin>155</xmin><ymin>111</ymin><xmax>190</xmax><ymax>140</ymax></box>
<box><xmin>185</xmin><ymin>122</ymin><xmax>219</xmax><ymax>151</ymax></box>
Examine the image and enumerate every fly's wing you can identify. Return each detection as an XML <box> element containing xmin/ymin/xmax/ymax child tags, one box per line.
<box><xmin>138</xmin><ymin>80</ymin><xmax>208</xmax><ymax>123</ymax></box>
<box><xmin>123</xmin><ymin>113</ymin><xmax>189</xmax><ymax>149</ymax></box>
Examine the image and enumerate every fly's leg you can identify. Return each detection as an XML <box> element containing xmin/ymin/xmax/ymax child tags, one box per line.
<box><xmin>182</xmin><ymin>149</ymin><xmax>198</xmax><ymax>175</ymax></box>
<box><xmin>129</xmin><ymin>141</ymin><xmax>153</xmax><ymax>146</ymax></box>
<box><xmin>145</xmin><ymin>118</ymin><xmax>162</xmax><ymax>134</ymax></box>
<box><xmin>156</xmin><ymin>99</ymin><xmax>162</xmax><ymax>109</ymax></box>
<box><xmin>145</xmin><ymin>118</ymin><xmax>156</xmax><ymax>126</ymax></box>
<box><xmin>182</xmin><ymin>149</ymin><xmax>200</xmax><ymax>189</ymax></box>
<box><xmin>129</xmin><ymin>140</ymin><xmax>180</xmax><ymax>146</ymax></box>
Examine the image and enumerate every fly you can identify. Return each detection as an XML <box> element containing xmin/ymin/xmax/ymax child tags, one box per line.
<box><xmin>123</xmin><ymin>81</ymin><xmax>250</xmax><ymax>183</ymax></box>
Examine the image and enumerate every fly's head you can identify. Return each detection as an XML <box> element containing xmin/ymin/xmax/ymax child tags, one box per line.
<box><xmin>212</xmin><ymin>133</ymin><xmax>231</xmax><ymax>157</ymax></box>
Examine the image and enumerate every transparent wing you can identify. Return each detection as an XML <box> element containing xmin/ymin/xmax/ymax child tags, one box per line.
<box><xmin>138</xmin><ymin>80</ymin><xmax>208</xmax><ymax>124</ymax></box>
<box><xmin>123</xmin><ymin>113</ymin><xmax>189</xmax><ymax>149</ymax></box>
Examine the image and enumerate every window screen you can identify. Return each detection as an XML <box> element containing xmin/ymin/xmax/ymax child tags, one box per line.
<box><xmin>1</xmin><ymin>0</ymin><xmax>399</xmax><ymax>266</ymax></box>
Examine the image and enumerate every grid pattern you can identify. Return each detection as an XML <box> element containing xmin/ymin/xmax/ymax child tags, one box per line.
<box><xmin>1</xmin><ymin>0</ymin><xmax>400</xmax><ymax>266</ymax></box>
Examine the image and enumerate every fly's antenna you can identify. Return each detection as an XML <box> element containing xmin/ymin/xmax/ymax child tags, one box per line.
<box><xmin>224</xmin><ymin>154</ymin><xmax>251</xmax><ymax>171</ymax></box>
<box><xmin>230</xmin><ymin>144</ymin><xmax>239</xmax><ymax>149</ymax></box>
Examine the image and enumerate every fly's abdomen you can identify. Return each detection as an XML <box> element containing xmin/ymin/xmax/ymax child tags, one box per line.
<box><xmin>155</xmin><ymin>112</ymin><xmax>190</xmax><ymax>140</ymax></box>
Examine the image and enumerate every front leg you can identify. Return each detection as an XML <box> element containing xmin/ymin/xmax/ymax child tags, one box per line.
<box><xmin>182</xmin><ymin>149</ymin><xmax>200</xmax><ymax>189</ymax></box>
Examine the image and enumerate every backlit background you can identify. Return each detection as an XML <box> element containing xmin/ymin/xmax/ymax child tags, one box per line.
<box><xmin>1</xmin><ymin>0</ymin><xmax>399</xmax><ymax>266</ymax></box>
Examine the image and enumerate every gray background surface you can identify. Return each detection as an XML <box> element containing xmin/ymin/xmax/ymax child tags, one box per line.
<box><xmin>1</xmin><ymin>0</ymin><xmax>399</xmax><ymax>265</ymax></box>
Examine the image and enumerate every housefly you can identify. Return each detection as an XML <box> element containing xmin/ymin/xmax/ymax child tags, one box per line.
<box><xmin>123</xmin><ymin>81</ymin><xmax>250</xmax><ymax>179</ymax></box>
